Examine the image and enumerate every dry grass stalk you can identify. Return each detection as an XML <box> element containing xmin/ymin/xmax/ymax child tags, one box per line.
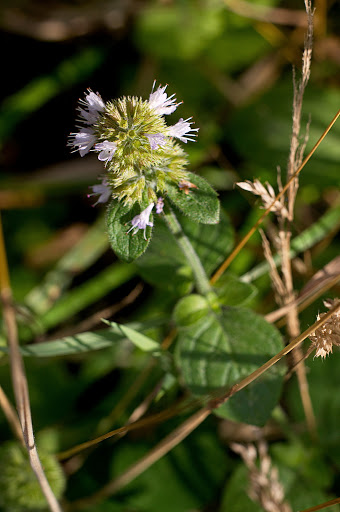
<box><xmin>231</xmin><ymin>441</ymin><xmax>292</xmax><ymax>512</ymax></box>
<box><xmin>237</xmin><ymin>179</ymin><xmax>289</xmax><ymax>218</ymax></box>
<box><xmin>277</xmin><ymin>0</ymin><xmax>316</xmax><ymax>437</ymax></box>
<box><xmin>0</xmin><ymin>214</ymin><xmax>63</xmax><ymax>512</ymax></box>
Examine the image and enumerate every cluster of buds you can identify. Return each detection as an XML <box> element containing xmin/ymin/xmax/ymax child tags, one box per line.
<box><xmin>69</xmin><ymin>82</ymin><xmax>199</xmax><ymax>238</ymax></box>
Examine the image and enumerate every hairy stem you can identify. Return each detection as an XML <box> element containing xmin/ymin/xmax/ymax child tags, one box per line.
<box><xmin>163</xmin><ymin>203</ymin><xmax>213</xmax><ymax>297</ymax></box>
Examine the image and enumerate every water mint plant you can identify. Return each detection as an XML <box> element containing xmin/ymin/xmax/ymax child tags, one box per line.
<box><xmin>70</xmin><ymin>82</ymin><xmax>219</xmax><ymax>262</ymax></box>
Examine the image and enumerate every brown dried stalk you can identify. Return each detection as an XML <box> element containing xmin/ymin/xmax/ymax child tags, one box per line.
<box><xmin>277</xmin><ymin>0</ymin><xmax>316</xmax><ymax>437</ymax></box>
<box><xmin>0</xmin><ymin>214</ymin><xmax>63</xmax><ymax>512</ymax></box>
<box><xmin>231</xmin><ymin>441</ymin><xmax>292</xmax><ymax>512</ymax></box>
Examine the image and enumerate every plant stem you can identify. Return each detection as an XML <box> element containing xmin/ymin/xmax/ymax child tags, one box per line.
<box><xmin>162</xmin><ymin>203</ymin><xmax>213</xmax><ymax>297</ymax></box>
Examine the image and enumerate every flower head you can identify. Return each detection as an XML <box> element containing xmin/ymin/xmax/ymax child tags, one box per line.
<box><xmin>70</xmin><ymin>81</ymin><xmax>199</xmax><ymax>207</ymax></box>
<box><xmin>88</xmin><ymin>177</ymin><xmax>112</xmax><ymax>206</ymax></box>
<box><xmin>168</xmin><ymin>118</ymin><xmax>199</xmax><ymax>143</ymax></box>
<box><xmin>148</xmin><ymin>81</ymin><xmax>180</xmax><ymax>116</ymax></box>
<box><xmin>126</xmin><ymin>203</ymin><xmax>154</xmax><ymax>239</ymax></box>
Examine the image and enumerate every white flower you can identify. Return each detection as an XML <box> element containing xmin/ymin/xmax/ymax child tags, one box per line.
<box><xmin>145</xmin><ymin>133</ymin><xmax>167</xmax><ymax>150</ymax></box>
<box><xmin>79</xmin><ymin>108</ymin><xmax>99</xmax><ymax>125</ymax></box>
<box><xmin>148</xmin><ymin>81</ymin><xmax>180</xmax><ymax>116</ymax></box>
<box><xmin>156</xmin><ymin>197</ymin><xmax>164</xmax><ymax>214</ymax></box>
<box><xmin>70</xmin><ymin>127</ymin><xmax>96</xmax><ymax>156</ymax></box>
<box><xmin>88</xmin><ymin>177</ymin><xmax>112</xmax><ymax>206</ymax></box>
<box><xmin>126</xmin><ymin>203</ymin><xmax>154</xmax><ymax>239</ymax></box>
<box><xmin>94</xmin><ymin>140</ymin><xmax>117</xmax><ymax>163</ymax></box>
<box><xmin>83</xmin><ymin>90</ymin><xmax>105</xmax><ymax>112</ymax></box>
<box><xmin>167</xmin><ymin>117</ymin><xmax>199</xmax><ymax>143</ymax></box>
<box><xmin>78</xmin><ymin>90</ymin><xmax>105</xmax><ymax>125</ymax></box>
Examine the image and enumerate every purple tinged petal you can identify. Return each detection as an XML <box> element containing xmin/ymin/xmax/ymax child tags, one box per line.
<box><xmin>88</xmin><ymin>177</ymin><xmax>112</xmax><ymax>206</ymax></box>
<box><xmin>70</xmin><ymin>127</ymin><xmax>96</xmax><ymax>156</ymax></box>
<box><xmin>126</xmin><ymin>203</ymin><xmax>154</xmax><ymax>239</ymax></box>
<box><xmin>145</xmin><ymin>133</ymin><xmax>167</xmax><ymax>150</ymax></box>
<box><xmin>94</xmin><ymin>140</ymin><xmax>117</xmax><ymax>163</ymax></box>
<box><xmin>156</xmin><ymin>197</ymin><xmax>164</xmax><ymax>214</ymax></box>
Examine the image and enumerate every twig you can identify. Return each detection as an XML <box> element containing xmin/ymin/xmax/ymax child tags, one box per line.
<box><xmin>299</xmin><ymin>495</ymin><xmax>340</xmax><ymax>512</ymax></box>
<box><xmin>0</xmin><ymin>385</ymin><xmax>25</xmax><ymax>446</ymax></box>
<box><xmin>0</xmin><ymin>213</ymin><xmax>63</xmax><ymax>512</ymax></box>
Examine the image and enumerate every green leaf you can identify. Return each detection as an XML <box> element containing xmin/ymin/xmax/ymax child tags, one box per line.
<box><xmin>177</xmin><ymin>307</ymin><xmax>284</xmax><ymax>426</ymax></box>
<box><xmin>181</xmin><ymin>208</ymin><xmax>233</xmax><ymax>274</ymax></box>
<box><xmin>106</xmin><ymin>200</ymin><xmax>153</xmax><ymax>262</ymax></box>
<box><xmin>135</xmin><ymin>215</ymin><xmax>193</xmax><ymax>295</ymax></box>
<box><xmin>136</xmin><ymin>208</ymin><xmax>233</xmax><ymax>293</ymax></box>
<box><xmin>173</xmin><ymin>294</ymin><xmax>210</xmax><ymax>327</ymax></box>
<box><xmin>166</xmin><ymin>172</ymin><xmax>220</xmax><ymax>224</ymax></box>
<box><xmin>103</xmin><ymin>320</ymin><xmax>160</xmax><ymax>353</ymax></box>
<box><xmin>0</xmin><ymin>320</ymin><xmax>165</xmax><ymax>358</ymax></box>
<box><xmin>214</xmin><ymin>273</ymin><xmax>257</xmax><ymax>306</ymax></box>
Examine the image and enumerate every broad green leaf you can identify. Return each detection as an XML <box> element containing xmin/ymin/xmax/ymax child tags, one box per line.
<box><xmin>106</xmin><ymin>200</ymin><xmax>153</xmax><ymax>262</ymax></box>
<box><xmin>103</xmin><ymin>320</ymin><xmax>160</xmax><ymax>353</ymax></box>
<box><xmin>166</xmin><ymin>172</ymin><xmax>220</xmax><ymax>224</ymax></box>
<box><xmin>177</xmin><ymin>307</ymin><xmax>284</xmax><ymax>426</ymax></box>
<box><xmin>214</xmin><ymin>273</ymin><xmax>257</xmax><ymax>306</ymax></box>
<box><xmin>173</xmin><ymin>294</ymin><xmax>210</xmax><ymax>327</ymax></box>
